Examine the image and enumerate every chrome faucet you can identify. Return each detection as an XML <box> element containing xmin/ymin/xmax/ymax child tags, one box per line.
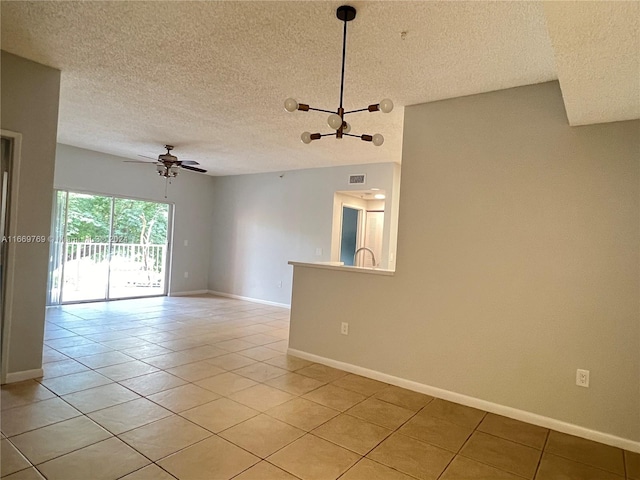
<box><xmin>353</xmin><ymin>247</ymin><xmax>376</xmax><ymax>267</ymax></box>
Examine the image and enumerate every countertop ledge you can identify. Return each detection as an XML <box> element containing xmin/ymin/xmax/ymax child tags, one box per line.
<box><xmin>288</xmin><ymin>261</ymin><xmax>395</xmax><ymax>276</ymax></box>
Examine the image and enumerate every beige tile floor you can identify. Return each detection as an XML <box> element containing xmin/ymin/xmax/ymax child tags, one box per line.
<box><xmin>1</xmin><ymin>295</ymin><xmax>638</xmax><ymax>480</ymax></box>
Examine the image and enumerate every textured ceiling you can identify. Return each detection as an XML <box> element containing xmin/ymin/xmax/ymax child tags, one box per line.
<box><xmin>543</xmin><ymin>1</ymin><xmax>639</xmax><ymax>126</ymax></box>
<box><xmin>1</xmin><ymin>1</ymin><xmax>637</xmax><ymax>176</ymax></box>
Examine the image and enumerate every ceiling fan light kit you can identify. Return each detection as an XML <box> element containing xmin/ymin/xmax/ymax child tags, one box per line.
<box><xmin>156</xmin><ymin>162</ymin><xmax>179</xmax><ymax>178</ymax></box>
<box><xmin>284</xmin><ymin>5</ymin><xmax>393</xmax><ymax>146</ymax></box>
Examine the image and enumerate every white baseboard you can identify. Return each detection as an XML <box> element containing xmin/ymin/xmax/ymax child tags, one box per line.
<box><xmin>4</xmin><ymin>368</ymin><xmax>44</xmax><ymax>384</ymax></box>
<box><xmin>168</xmin><ymin>290</ymin><xmax>210</xmax><ymax>297</ymax></box>
<box><xmin>288</xmin><ymin>348</ymin><xmax>640</xmax><ymax>454</ymax></box>
<box><xmin>208</xmin><ymin>290</ymin><xmax>291</xmax><ymax>309</ymax></box>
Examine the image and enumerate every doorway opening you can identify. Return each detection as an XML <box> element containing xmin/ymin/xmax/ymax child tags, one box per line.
<box><xmin>340</xmin><ymin>206</ymin><xmax>361</xmax><ymax>266</ymax></box>
<box><xmin>332</xmin><ymin>190</ymin><xmax>385</xmax><ymax>268</ymax></box>
<box><xmin>0</xmin><ymin>138</ymin><xmax>11</xmax><ymax>329</ymax></box>
<box><xmin>1</xmin><ymin>130</ymin><xmax>22</xmax><ymax>384</ymax></box>
<box><xmin>48</xmin><ymin>191</ymin><xmax>172</xmax><ymax>304</ymax></box>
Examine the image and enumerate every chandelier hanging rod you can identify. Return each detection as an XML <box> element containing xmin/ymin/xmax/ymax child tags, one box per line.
<box><xmin>338</xmin><ymin>6</ymin><xmax>349</xmax><ymax>110</ymax></box>
<box><xmin>284</xmin><ymin>5</ymin><xmax>393</xmax><ymax>147</ymax></box>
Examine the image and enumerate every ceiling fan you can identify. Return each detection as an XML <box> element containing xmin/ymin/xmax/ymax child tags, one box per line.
<box><xmin>128</xmin><ymin>145</ymin><xmax>207</xmax><ymax>177</ymax></box>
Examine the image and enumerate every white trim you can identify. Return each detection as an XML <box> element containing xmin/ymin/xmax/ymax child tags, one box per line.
<box><xmin>288</xmin><ymin>348</ymin><xmax>640</xmax><ymax>454</ymax></box>
<box><xmin>0</xmin><ymin>130</ymin><xmax>23</xmax><ymax>385</ymax></box>
<box><xmin>208</xmin><ymin>290</ymin><xmax>291</xmax><ymax>309</ymax></box>
<box><xmin>165</xmin><ymin>203</ymin><xmax>175</xmax><ymax>298</ymax></box>
<box><xmin>168</xmin><ymin>290</ymin><xmax>210</xmax><ymax>297</ymax></box>
<box><xmin>289</xmin><ymin>261</ymin><xmax>394</xmax><ymax>276</ymax></box>
<box><xmin>5</xmin><ymin>368</ymin><xmax>43</xmax><ymax>384</ymax></box>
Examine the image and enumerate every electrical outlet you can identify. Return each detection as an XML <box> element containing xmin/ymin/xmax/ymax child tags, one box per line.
<box><xmin>184</xmin><ymin>240</ymin><xmax>189</xmax><ymax>247</ymax></box>
<box><xmin>341</xmin><ymin>322</ymin><xmax>349</xmax><ymax>335</ymax></box>
<box><xmin>184</xmin><ymin>271</ymin><xmax>189</xmax><ymax>279</ymax></box>
<box><xmin>576</xmin><ymin>369</ymin><xmax>590</xmax><ymax>388</ymax></box>
<box><xmin>277</xmin><ymin>281</ymin><xmax>283</xmax><ymax>288</ymax></box>
<box><xmin>315</xmin><ymin>248</ymin><xmax>323</xmax><ymax>256</ymax></box>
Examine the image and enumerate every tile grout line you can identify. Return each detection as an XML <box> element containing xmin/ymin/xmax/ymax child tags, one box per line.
<box><xmin>8</xmin><ymin>298</ymin><xmax>632</xmax><ymax>480</ymax></box>
<box><xmin>532</xmin><ymin>428</ymin><xmax>551</xmax><ymax>479</ymax></box>
<box><xmin>349</xmin><ymin>394</ymin><xmax>439</xmax><ymax>480</ymax></box>
<box><xmin>3</xmin><ymin>379</ymin><xmax>139</xmax><ymax>470</ymax></box>
<box><xmin>168</xmin><ymin>370</ymin><xmax>423</xmax><ymax>478</ymax></box>
<box><xmin>23</xmin><ymin>358</ymin><xmax>492</xmax><ymax>480</ymax></box>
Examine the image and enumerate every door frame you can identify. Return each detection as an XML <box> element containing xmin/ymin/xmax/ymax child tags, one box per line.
<box><xmin>1</xmin><ymin>130</ymin><xmax>23</xmax><ymax>384</ymax></box>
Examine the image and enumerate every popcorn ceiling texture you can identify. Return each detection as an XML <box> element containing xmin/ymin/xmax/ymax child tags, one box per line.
<box><xmin>543</xmin><ymin>1</ymin><xmax>639</xmax><ymax>126</ymax></box>
<box><xmin>0</xmin><ymin>1</ymin><xmax>636</xmax><ymax>175</ymax></box>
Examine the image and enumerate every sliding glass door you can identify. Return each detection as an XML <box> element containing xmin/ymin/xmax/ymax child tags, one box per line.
<box><xmin>109</xmin><ymin>197</ymin><xmax>169</xmax><ymax>300</ymax></box>
<box><xmin>61</xmin><ymin>192</ymin><xmax>112</xmax><ymax>302</ymax></box>
<box><xmin>48</xmin><ymin>191</ymin><xmax>171</xmax><ymax>304</ymax></box>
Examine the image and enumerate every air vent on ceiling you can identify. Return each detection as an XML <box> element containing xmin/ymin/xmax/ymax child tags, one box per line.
<box><xmin>348</xmin><ymin>174</ymin><xmax>366</xmax><ymax>185</ymax></box>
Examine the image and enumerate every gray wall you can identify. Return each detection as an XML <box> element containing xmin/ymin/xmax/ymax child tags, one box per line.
<box><xmin>289</xmin><ymin>82</ymin><xmax>640</xmax><ymax>442</ymax></box>
<box><xmin>55</xmin><ymin>144</ymin><xmax>215</xmax><ymax>294</ymax></box>
<box><xmin>1</xmin><ymin>52</ymin><xmax>60</xmax><ymax>376</ymax></box>
<box><xmin>209</xmin><ymin>163</ymin><xmax>399</xmax><ymax>305</ymax></box>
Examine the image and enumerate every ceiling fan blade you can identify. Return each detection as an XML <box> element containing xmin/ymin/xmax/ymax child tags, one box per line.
<box><xmin>180</xmin><ymin>160</ymin><xmax>200</xmax><ymax>165</ymax></box>
<box><xmin>181</xmin><ymin>165</ymin><xmax>207</xmax><ymax>173</ymax></box>
<box><xmin>124</xmin><ymin>160</ymin><xmax>154</xmax><ymax>164</ymax></box>
<box><xmin>138</xmin><ymin>154</ymin><xmax>158</xmax><ymax>160</ymax></box>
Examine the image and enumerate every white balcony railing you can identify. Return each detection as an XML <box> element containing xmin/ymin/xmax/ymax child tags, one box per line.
<box><xmin>63</xmin><ymin>242</ymin><xmax>166</xmax><ymax>290</ymax></box>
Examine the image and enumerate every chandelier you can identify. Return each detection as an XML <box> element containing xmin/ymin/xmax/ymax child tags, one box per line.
<box><xmin>284</xmin><ymin>5</ymin><xmax>393</xmax><ymax>146</ymax></box>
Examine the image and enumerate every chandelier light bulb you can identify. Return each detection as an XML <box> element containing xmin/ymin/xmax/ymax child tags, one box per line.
<box><xmin>301</xmin><ymin>131</ymin><xmax>312</xmax><ymax>144</ymax></box>
<box><xmin>342</xmin><ymin>122</ymin><xmax>351</xmax><ymax>134</ymax></box>
<box><xmin>379</xmin><ymin>99</ymin><xmax>394</xmax><ymax>113</ymax></box>
<box><xmin>284</xmin><ymin>98</ymin><xmax>299</xmax><ymax>112</ymax></box>
<box><xmin>328</xmin><ymin>114</ymin><xmax>343</xmax><ymax>130</ymax></box>
<box><xmin>372</xmin><ymin>133</ymin><xmax>384</xmax><ymax>146</ymax></box>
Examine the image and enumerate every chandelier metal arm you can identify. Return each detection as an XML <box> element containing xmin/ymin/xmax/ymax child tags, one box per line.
<box><xmin>305</xmin><ymin>106</ymin><xmax>337</xmax><ymax>114</ymax></box>
<box><xmin>314</xmin><ymin>132</ymin><xmax>375</xmax><ymax>141</ymax></box>
<box><xmin>343</xmin><ymin>108</ymin><xmax>369</xmax><ymax>115</ymax></box>
<box><xmin>301</xmin><ymin>103</ymin><xmax>385</xmax><ymax>116</ymax></box>
<box><xmin>341</xmin><ymin>133</ymin><xmax>374</xmax><ymax>142</ymax></box>
<box><xmin>343</xmin><ymin>104</ymin><xmax>381</xmax><ymax>115</ymax></box>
